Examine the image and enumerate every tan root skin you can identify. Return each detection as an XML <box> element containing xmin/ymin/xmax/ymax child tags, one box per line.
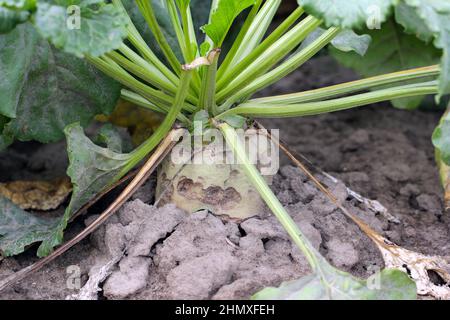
<box><xmin>0</xmin><ymin>177</ymin><xmax>72</xmax><ymax>211</ymax></box>
<box><xmin>156</xmin><ymin>133</ymin><xmax>273</xmax><ymax>220</ymax></box>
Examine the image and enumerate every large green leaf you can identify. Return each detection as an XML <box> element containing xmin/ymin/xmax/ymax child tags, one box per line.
<box><xmin>395</xmin><ymin>0</ymin><xmax>450</xmax><ymax>97</ymax></box>
<box><xmin>0</xmin><ymin>0</ymin><xmax>34</xmax><ymax>7</ymax></box>
<box><xmin>0</xmin><ymin>5</ymin><xmax>29</xmax><ymax>33</ymax></box>
<box><xmin>0</xmin><ymin>123</ymin><xmax>133</xmax><ymax>257</ymax></box>
<box><xmin>36</xmin><ymin>123</ymin><xmax>133</xmax><ymax>257</ymax></box>
<box><xmin>0</xmin><ymin>23</ymin><xmax>121</xmax><ymax>143</ymax></box>
<box><xmin>253</xmin><ymin>265</ymin><xmax>416</xmax><ymax>300</ymax></box>
<box><xmin>433</xmin><ymin>108</ymin><xmax>450</xmax><ymax>166</ymax></box>
<box><xmin>0</xmin><ymin>196</ymin><xmax>59</xmax><ymax>257</ymax></box>
<box><xmin>34</xmin><ymin>0</ymin><xmax>128</xmax><ymax>57</ymax></box>
<box><xmin>0</xmin><ymin>0</ymin><xmax>35</xmax><ymax>33</ymax></box>
<box><xmin>0</xmin><ymin>21</ymin><xmax>36</xmax><ymax>118</ymax></box>
<box><xmin>298</xmin><ymin>0</ymin><xmax>395</xmax><ymax>29</ymax></box>
<box><xmin>201</xmin><ymin>0</ymin><xmax>255</xmax><ymax>46</ymax></box>
<box><xmin>332</xmin><ymin>19</ymin><xmax>441</xmax><ymax>109</ymax></box>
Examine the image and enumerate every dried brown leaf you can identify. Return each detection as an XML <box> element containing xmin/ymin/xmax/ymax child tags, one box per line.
<box><xmin>369</xmin><ymin>232</ymin><xmax>450</xmax><ymax>299</ymax></box>
<box><xmin>0</xmin><ymin>177</ymin><xmax>72</xmax><ymax>211</ymax></box>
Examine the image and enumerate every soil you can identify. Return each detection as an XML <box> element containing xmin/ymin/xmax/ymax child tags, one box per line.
<box><xmin>0</xmin><ymin>56</ymin><xmax>448</xmax><ymax>300</ymax></box>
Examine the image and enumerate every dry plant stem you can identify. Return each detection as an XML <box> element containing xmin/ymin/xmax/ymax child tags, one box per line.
<box><xmin>0</xmin><ymin>129</ymin><xmax>183</xmax><ymax>293</ymax></box>
<box><xmin>261</xmin><ymin>124</ymin><xmax>450</xmax><ymax>299</ymax></box>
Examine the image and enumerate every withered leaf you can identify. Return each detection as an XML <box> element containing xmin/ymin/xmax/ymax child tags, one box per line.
<box><xmin>0</xmin><ymin>177</ymin><xmax>72</xmax><ymax>211</ymax></box>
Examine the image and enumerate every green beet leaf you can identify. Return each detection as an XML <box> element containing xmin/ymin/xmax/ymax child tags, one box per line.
<box><xmin>0</xmin><ymin>23</ymin><xmax>121</xmax><ymax>143</ymax></box>
<box><xmin>0</xmin><ymin>0</ymin><xmax>35</xmax><ymax>8</ymax></box>
<box><xmin>395</xmin><ymin>0</ymin><xmax>450</xmax><ymax>98</ymax></box>
<box><xmin>253</xmin><ymin>265</ymin><xmax>416</xmax><ymax>300</ymax></box>
<box><xmin>298</xmin><ymin>0</ymin><xmax>395</xmax><ymax>29</ymax></box>
<box><xmin>0</xmin><ymin>5</ymin><xmax>29</xmax><ymax>33</ymax></box>
<box><xmin>201</xmin><ymin>0</ymin><xmax>255</xmax><ymax>46</ymax></box>
<box><xmin>0</xmin><ymin>197</ymin><xmax>60</xmax><ymax>257</ymax></box>
<box><xmin>0</xmin><ymin>123</ymin><xmax>134</xmax><ymax>257</ymax></box>
<box><xmin>34</xmin><ymin>0</ymin><xmax>128</xmax><ymax>57</ymax></box>
<box><xmin>433</xmin><ymin>107</ymin><xmax>450</xmax><ymax>166</ymax></box>
<box><xmin>299</xmin><ymin>28</ymin><xmax>372</xmax><ymax>57</ymax></box>
<box><xmin>36</xmin><ymin>123</ymin><xmax>133</xmax><ymax>257</ymax></box>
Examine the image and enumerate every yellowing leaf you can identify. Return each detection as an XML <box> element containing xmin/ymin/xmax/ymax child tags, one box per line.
<box><xmin>434</xmin><ymin>106</ymin><xmax>450</xmax><ymax>210</ymax></box>
<box><xmin>0</xmin><ymin>177</ymin><xmax>72</xmax><ymax>211</ymax></box>
<box><xmin>97</xmin><ymin>99</ymin><xmax>163</xmax><ymax>146</ymax></box>
<box><xmin>437</xmin><ymin>151</ymin><xmax>450</xmax><ymax>211</ymax></box>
